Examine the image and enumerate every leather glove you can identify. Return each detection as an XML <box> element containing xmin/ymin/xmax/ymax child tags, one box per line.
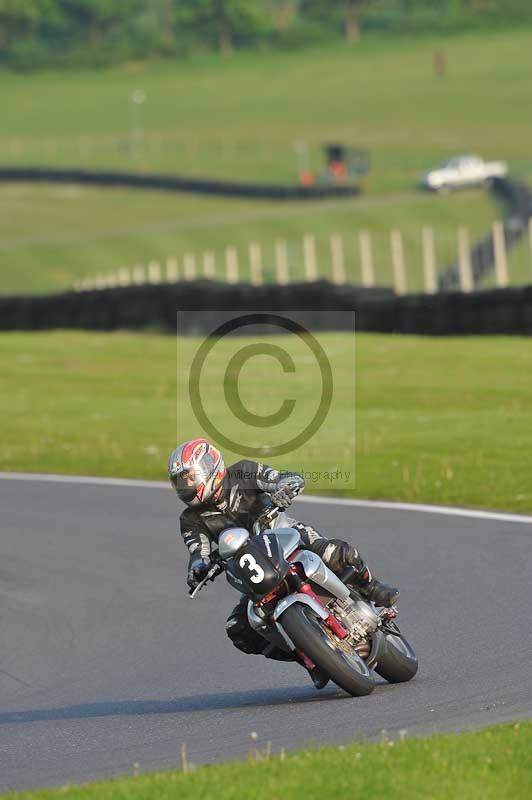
<box><xmin>271</xmin><ymin>474</ymin><xmax>304</xmax><ymax>509</ymax></box>
<box><xmin>187</xmin><ymin>557</ymin><xmax>211</xmax><ymax>589</ymax></box>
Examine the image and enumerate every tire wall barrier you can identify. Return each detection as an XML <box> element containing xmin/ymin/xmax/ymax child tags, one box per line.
<box><xmin>0</xmin><ymin>166</ymin><xmax>359</xmax><ymax>201</ymax></box>
<box><xmin>1</xmin><ymin>280</ymin><xmax>532</xmax><ymax>336</ymax></box>
<box><xmin>438</xmin><ymin>177</ymin><xmax>532</xmax><ymax>291</ymax></box>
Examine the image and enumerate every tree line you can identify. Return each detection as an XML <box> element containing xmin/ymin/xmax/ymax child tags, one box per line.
<box><xmin>0</xmin><ymin>1</ymin><xmax>530</xmax><ymax>69</ymax></box>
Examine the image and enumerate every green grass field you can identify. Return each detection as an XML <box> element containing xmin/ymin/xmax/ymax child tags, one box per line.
<box><xmin>2</xmin><ymin>33</ymin><xmax>531</xmax><ymax>799</ymax></box>
<box><xmin>3</xmin><ymin>31</ymin><xmax>532</xmax><ymax>188</ymax></box>
<box><xmin>3</xmin><ymin>722</ymin><xmax>531</xmax><ymax>800</ymax></box>
<box><xmin>2</xmin><ymin>331</ymin><xmax>531</xmax><ymax>513</ymax></box>
<box><xmin>0</xmin><ymin>182</ymin><xmax>501</xmax><ymax>294</ymax></box>
<box><xmin>2</xmin><ymin>29</ymin><xmax>532</xmax><ymax>294</ymax></box>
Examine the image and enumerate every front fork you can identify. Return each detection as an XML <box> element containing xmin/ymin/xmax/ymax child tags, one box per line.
<box><xmin>296</xmin><ymin>580</ymin><xmax>349</xmax><ymax>640</ymax></box>
<box><xmin>249</xmin><ymin>564</ymin><xmax>351</xmax><ymax>669</ymax></box>
<box><xmin>270</xmin><ymin>564</ymin><xmax>350</xmax><ymax>651</ymax></box>
<box><xmin>291</xmin><ymin>579</ymin><xmax>350</xmax><ymax>672</ymax></box>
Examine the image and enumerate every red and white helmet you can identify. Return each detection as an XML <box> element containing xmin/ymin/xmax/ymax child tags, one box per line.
<box><xmin>168</xmin><ymin>438</ymin><xmax>226</xmax><ymax>507</ymax></box>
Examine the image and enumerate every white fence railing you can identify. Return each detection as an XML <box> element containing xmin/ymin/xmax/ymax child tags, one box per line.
<box><xmin>74</xmin><ymin>220</ymin><xmax>532</xmax><ymax>295</ymax></box>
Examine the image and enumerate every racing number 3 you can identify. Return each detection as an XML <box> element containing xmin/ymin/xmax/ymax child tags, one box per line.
<box><xmin>239</xmin><ymin>553</ymin><xmax>265</xmax><ymax>584</ymax></box>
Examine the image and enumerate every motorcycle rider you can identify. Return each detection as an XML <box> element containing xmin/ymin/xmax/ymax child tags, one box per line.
<box><xmin>169</xmin><ymin>438</ymin><xmax>399</xmax><ymax>689</ymax></box>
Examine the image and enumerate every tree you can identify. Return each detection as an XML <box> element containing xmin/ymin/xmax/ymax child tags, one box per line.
<box><xmin>268</xmin><ymin>0</ymin><xmax>299</xmax><ymax>32</ymax></box>
<box><xmin>156</xmin><ymin>0</ymin><xmax>176</xmax><ymax>51</ymax></box>
<box><xmin>343</xmin><ymin>0</ymin><xmax>368</xmax><ymax>40</ymax></box>
<box><xmin>60</xmin><ymin>0</ymin><xmax>140</xmax><ymax>46</ymax></box>
<box><xmin>301</xmin><ymin>0</ymin><xmax>373</xmax><ymax>41</ymax></box>
<box><xmin>0</xmin><ymin>0</ymin><xmax>43</xmax><ymax>48</ymax></box>
<box><xmin>175</xmin><ymin>0</ymin><xmax>270</xmax><ymax>55</ymax></box>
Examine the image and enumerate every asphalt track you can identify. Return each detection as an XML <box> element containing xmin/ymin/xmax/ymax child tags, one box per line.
<box><xmin>1</xmin><ymin>475</ymin><xmax>532</xmax><ymax>792</ymax></box>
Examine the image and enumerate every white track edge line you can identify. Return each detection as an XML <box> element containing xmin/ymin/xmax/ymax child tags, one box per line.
<box><xmin>0</xmin><ymin>472</ymin><xmax>169</xmax><ymax>489</ymax></box>
<box><xmin>1</xmin><ymin>471</ymin><xmax>531</xmax><ymax>525</ymax></box>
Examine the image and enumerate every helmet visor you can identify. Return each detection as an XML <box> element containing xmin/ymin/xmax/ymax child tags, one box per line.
<box><xmin>170</xmin><ymin>461</ymin><xmax>214</xmax><ymax>503</ymax></box>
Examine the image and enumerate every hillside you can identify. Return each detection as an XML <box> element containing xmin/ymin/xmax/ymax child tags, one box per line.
<box><xmin>2</xmin><ymin>30</ymin><xmax>531</xmax><ymax>293</ymax></box>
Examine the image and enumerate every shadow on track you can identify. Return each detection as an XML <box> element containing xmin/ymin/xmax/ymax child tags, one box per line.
<box><xmin>0</xmin><ymin>685</ymin><xmax>353</xmax><ymax>725</ymax></box>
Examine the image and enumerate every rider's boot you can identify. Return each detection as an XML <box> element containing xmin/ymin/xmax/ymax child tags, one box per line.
<box><xmin>307</xmin><ymin>666</ymin><xmax>330</xmax><ymax>690</ymax></box>
<box><xmin>314</xmin><ymin>540</ymin><xmax>399</xmax><ymax>608</ymax></box>
<box><xmin>351</xmin><ymin>566</ymin><xmax>400</xmax><ymax>607</ymax></box>
<box><xmin>293</xmin><ymin>650</ymin><xmax>330</xmax><ymax>690</ymax></box>
<box><xmin>359</xmin><ymin>578</ymin><xmax>400</xmax><ymax>607</ymax></box>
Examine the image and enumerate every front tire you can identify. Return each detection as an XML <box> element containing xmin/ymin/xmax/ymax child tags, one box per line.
<box><xmin>374</xmin><ymin>632</ymin><xmax>418</xmax><ymax>683</ymax></box>
<box><xmin>280</xmin><ymin>603</ymin><xmax>375</xmax><ymax>697</ymax></box>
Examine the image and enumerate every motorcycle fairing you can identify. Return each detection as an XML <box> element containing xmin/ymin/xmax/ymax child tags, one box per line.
<box><xmin>225</xmin><ymin>531</ymin><xmax>290</xmax><ymax>597</ymax></box>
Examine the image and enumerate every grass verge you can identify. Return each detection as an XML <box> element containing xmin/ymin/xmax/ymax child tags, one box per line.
<box><xmin>0</xmin><ymin>183</ymin><xmax>500</xmax><ymax>294</ymax></box>
<box><xmin>3</xmin><ymin>29</ymin><xmax>532</xmax><ymax>293</ymax></box>
<box><xmin>2</xmin><ymin>31</ymin><xmax>532</xmax><ymax>188</ymax></box>
<box><xmin>3</xmin><ymin>722</ymin><xmax>531</xmax><ymax>800</ymax></box>
<box><xmin>1</xmin><ymin>331</ymin><xmax>531</xmax><ymax>513</ymax></box>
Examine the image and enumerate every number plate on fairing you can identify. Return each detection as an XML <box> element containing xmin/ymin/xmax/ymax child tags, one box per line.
<box><xmin>225</xmin><ymin>532</ymin><xmax>290</xmax><ymax>597</ymax></box>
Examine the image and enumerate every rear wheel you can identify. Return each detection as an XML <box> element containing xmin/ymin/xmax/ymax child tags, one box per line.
<box><xmin>374</xmin><ymin>630</ymin><xmax>418</xmax><ymax>683</ymax></box>
<box><xmin>280</xmin><ymin>603</ymin><xmax>375</xmax><ymax>697</ymax></box>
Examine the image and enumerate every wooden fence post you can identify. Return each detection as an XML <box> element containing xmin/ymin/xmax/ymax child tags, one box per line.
<box><xmin>133</xmin><ymin>265</ymin><xmax>146</xmax><ymax>285</ymax></box>
<box><xmin>422</xmin><ymin>226</ymin><xmax>437</xmax><ymax>294</ymax></box>
<box><xmin>183</xmin><ymin>253</ymin><xmax>196</xmax><ymax>281</ymax></box>
<box><xmin>359</xmin><ymin>231</ymin><xmax>375</xmax><ymax>287</ymax></box>
<box><xmin>225</xmin><ymin>246</ymin><xmax>240</xmax><ymax>284</ymax></box>
<box><xmin>166</xmin><ymin>257</ymin><xmax>179</xmax><ymax>282</ymax></box>
<box><xmin>148</xmin><ymin>260</ymin><xmax>161</xmax><ymax>284</ymax></box>
<box><xmin>249</xmin><ymin>242</ymin><xmax>263</xmax><ymax>286</ymax></box>
<box><xmin>330</xmin><ymin>234</ymin><xmax>346</xmax><ymax>284</ymax></box>
<box><xmin>118</xmin><ymin>267</ymin><xmax>131</xmax><ymax>286</ymax></box>
<box><xmin>274</xmin><ymin>239</ymin><xmax>289</xmax><ymax>285</ymax></box>
<box><xmin>457</xmin><ymin>227</ymin><xmax>473</xmax><ymax>293</ymax></box>
<box><xmin>493</xmin><ymin>221</ymin><xmax>509</xmax><ymax>288</ymax></box>
<box><xmin>390</xmin><ymin>228</ymin><xmax>407</xmax><ymax>295</ymax></box>
<box><xmin>303</xmin><ymin>234</ymin><xmax>318</xmax><ymax>281</ymax></box>
<box><xmin>203</xmin><ymin>250</ymin><xmax>216</xmax><ymax>280</ymax></box>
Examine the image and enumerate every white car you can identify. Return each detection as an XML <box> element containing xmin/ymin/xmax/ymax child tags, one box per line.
<box><xmin>421</xmin><ymin>155</ymin><xmax>508</xmax><ymax>192</ymax></box>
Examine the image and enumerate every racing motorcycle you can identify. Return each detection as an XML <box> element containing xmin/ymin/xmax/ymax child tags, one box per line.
<box><xmin>189</xmin><ymin>504</ymin><xmax>418</xmax><ymax>697</ymax></box>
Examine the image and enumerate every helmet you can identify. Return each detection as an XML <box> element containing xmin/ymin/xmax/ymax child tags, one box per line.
<box><xmin>168</xmin><ymin>438</ymin><xmax>226</xmax><ymax>507</ymax></box>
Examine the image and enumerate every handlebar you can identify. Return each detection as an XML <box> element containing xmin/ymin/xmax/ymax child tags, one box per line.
<box><xmin>188</xmin><ymin>561</ymin><xmax>225</xmax><ymax>599</ymax></box>
<box><xmin>252</xmin><ymin>503</ymin><xmax>283</xmax><ymax>535</ymax></box>
<box><xmin>258</xmin><ymin>503</ymin><xmax>282</xmax><ymax>524</ymax></box>
<box><xmin>188</xmin><ymin>498</ymin><xmax>298</xmax><ymax>599</ymax></box>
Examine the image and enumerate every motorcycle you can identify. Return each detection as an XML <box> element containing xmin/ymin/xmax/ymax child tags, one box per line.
<box><xmin>189</xmin><ymin>504</ymin><xmax>418</xmax><ymax>696</ymax></box>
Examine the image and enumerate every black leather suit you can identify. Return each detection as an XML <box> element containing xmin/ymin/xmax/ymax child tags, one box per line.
<box><xmin>179</xmin><ymin>460</ymin><xmax>372</xmax><ymax>658</ymax></box>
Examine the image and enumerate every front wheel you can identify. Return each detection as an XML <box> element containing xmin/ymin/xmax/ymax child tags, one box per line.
<box><xmin>280</xmin><ymin>603</ymin><xmax>375</xmax><ymax>697</ymax></box>
<box><xmin>374</xmin><ymin>631</ymin><xmax>418</xmax><ymax>683</ymax></box>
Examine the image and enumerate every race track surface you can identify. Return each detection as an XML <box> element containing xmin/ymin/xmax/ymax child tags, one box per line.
<box><xmin>1</xmin><ymin>477</ymin><xmax>531</xmax><ymax>792</ymax></box>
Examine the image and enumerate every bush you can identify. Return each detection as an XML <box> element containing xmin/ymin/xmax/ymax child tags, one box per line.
<box><xmin>3</xmin><ymin>0</ymin><xmax>532</xmax><ymax>70</ymax></box>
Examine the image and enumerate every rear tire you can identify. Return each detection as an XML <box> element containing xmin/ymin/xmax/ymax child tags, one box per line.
<box><xmin>374</xmin><ymin>633</ymin><xmax>418</xmax><ymax>683</ymax></box>
<box><xmin>280</xmin><ymin>603</ymin><xmax>375</xmax><ymax>697</ymax></box>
